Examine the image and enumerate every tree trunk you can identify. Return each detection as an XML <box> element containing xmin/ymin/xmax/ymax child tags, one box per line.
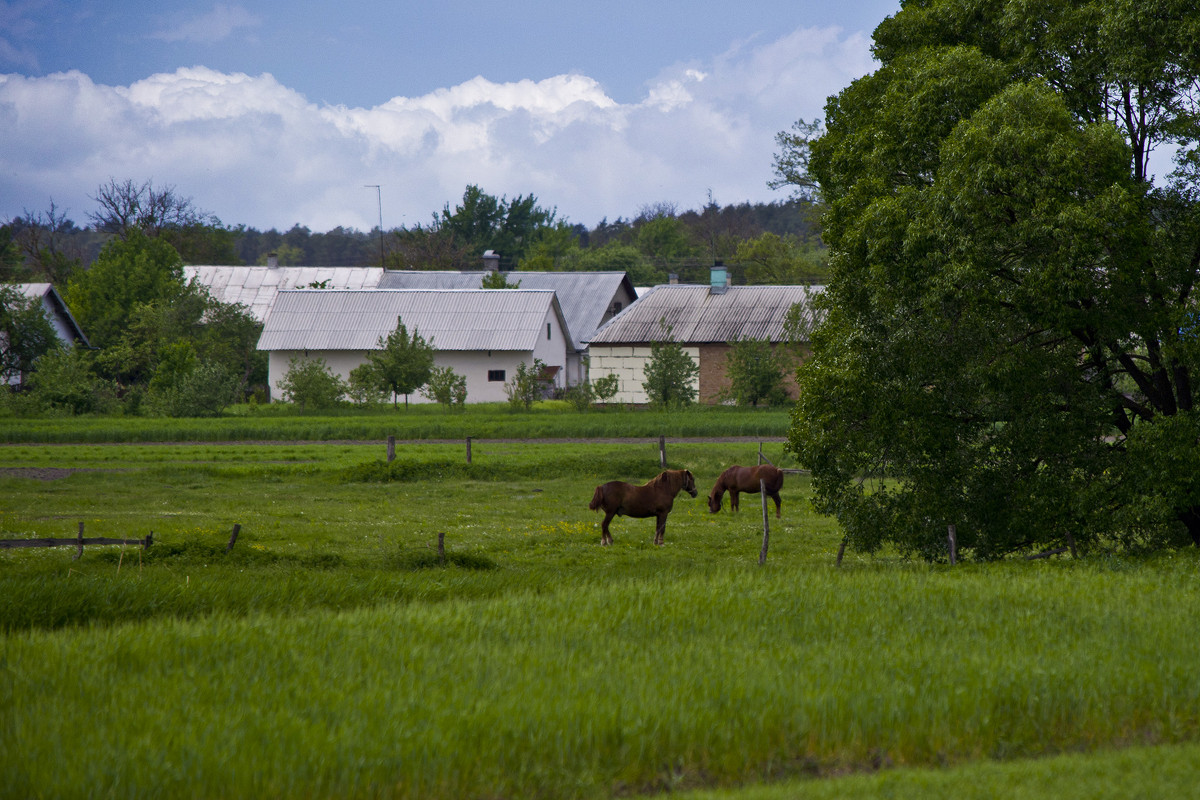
<box><xmin>1181</xmin><ymin>507</ymin><xmax>1200</xmax><ymax>547</ymax></box>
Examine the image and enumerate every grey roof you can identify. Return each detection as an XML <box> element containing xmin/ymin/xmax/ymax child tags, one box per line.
<box><xmin>257</xmin><ymin>289</ymin><xmax>570</xmax><ymax>352</ymax></box>
<box><xmin>377</xmin><ymin>270</ymin><xmax>634</xmax><ymax>351</ymax></box>
<box><xmin>11</xmin><ymin>283</ymin><xmax>90</xmax><ymax>347</ymax></box>
<box><xmin>184</xmin><ymin>266</ymin><xmax>382</xmax><ymax>321</ymax></box>
<box><xmin>588</xmin><ymin>284</ymin><xmax>824</xmax><ymax>345</ymax></box>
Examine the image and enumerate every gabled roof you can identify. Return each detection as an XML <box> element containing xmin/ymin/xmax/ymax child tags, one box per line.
<box><xmin>12</xmin><ymin>283</ymin><xmax>90</xmax><ymax>347</ymax></box>
<box><xmin>377</xmin><ymin>270</ymin><xmax>635</xmax><ymax>351</ymax></box>
<box><xmin>184</xmin><ymin>266</ymin><xmax>381</xmax><ymax>321</ymax></box>
<box><xmin>256</xmin><ymin>289</ymin><xmax>571</xmax><ymax>352</ymax></box>
<box><xmin>588</xmin><ymin>284</ymin><xmax>824</xmax><ymax>345</ymax></box>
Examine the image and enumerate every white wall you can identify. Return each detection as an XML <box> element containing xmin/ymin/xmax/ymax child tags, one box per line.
<box><xmin>586</xmin><ymin>344</ymin><xmax>701</xmax><ymax>404</ymax></box>
<box><xmin>266</xmin><ymin>307</ymin><xmax>569</xmax><ymax>404</ymax></box>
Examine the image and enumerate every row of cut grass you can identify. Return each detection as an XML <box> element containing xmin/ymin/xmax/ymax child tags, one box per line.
<box><xmin>0</xmin><ymin>402</ymin><xmax>794</xmax><ymax>443</ymax></box>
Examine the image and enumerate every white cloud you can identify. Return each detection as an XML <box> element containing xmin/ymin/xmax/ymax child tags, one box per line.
<box><xmin>151</xmin><ymin>4</ymin><xmax>262</xmax><ymax>44</ymax></box>
<box><xmin>0</xmin><ymin>25</ymin><xmax>875</xmax><ymax>232</ymax></box>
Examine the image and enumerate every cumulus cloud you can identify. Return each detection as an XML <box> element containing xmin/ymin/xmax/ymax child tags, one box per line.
<box><xmin>0</xmin><ymin>25</ymin><xmax>875</xmax><ymax>231</ymax></box>
<box><xmin>151</xmin><ymin>4</ymin><xmax>262</xmax><ymax>44</ymax></box>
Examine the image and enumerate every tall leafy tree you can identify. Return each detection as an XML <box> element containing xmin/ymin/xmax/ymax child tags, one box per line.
<box><xmin>642</xmin><ymin>321</ymin><xmax>700</xmax><ymax>409</ymax></box>
<box><xmin>64</xmin><ymin>228</ymin><xmax>185</xmax><ymax>349</ymax></box>
<box><xmin>367</xmin><ymin>316</ymin><xmax>435</xmax><ymax>408</ymax></box>
<box><xmin>722</xmin><ymin>338</ymin><xmax>791</xmax><ymax>407</ymax></box>
<box><xmin>781</xmin><ymin>0</ymin><xmax>1200</xmax><ymax>559</ymax></box>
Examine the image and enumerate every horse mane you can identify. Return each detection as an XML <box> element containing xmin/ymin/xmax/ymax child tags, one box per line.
<box><xmin>657</xmin><ymin>469</ymin><xmax>689</xmax><ymax>491</ymax></box>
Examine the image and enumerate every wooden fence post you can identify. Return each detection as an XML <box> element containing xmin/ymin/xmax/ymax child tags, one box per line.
<box><xmin>759</xmin><ymin>479</ymin><xmax>770</xmax><ymax>565</ymax></box>
<box><xmin>659</xmin><ymin>436</ymin><xmax>666</xmax><ymax>468</ymax></box>
<box><xmin>947</xmin><ymin>524</ymin><xmax>958</xmax><ymax>565</ymax></box>
<box><xmin>75</xmin><ymin>522</ymin><xmax>84</xmax><ymax>560</ymax></box>
<box><xmin>438</xmin><ymin>531</ymin><xmax>446</xmax><ymax>564</ymax></box>
<box><xmin>466</xmin><ymin>437</ymin><xmax>472</xmax><ymax>464</ymax></box>
<box><xmin>836</xmin><ymin>537</ymin><xmax>847</xmax><ymax>566</ymax></box>
<box><xmin>387</xmin><ymin>435</ymin><xmax>396</xmax><ymax>463</ymax></box>
<box><xmin>226</xmin><ymin>524</ymin><xmax>241</xmax><ymax>553</ymax></box>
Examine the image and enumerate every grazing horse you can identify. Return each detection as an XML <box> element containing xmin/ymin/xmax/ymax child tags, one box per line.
<box><xmin>708</xmin><ymin>465</ymin><xmax>784</xmax><ymax>518</ymax></box>
<box><xmin>588</xmin><ymin>469</ymin><xmax>698</xmax><ymax>546</ymax></box>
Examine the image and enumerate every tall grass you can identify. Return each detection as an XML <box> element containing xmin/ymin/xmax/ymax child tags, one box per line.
<box><xmin>3</xmin><ymin>559</ymin><xmax>1200</xmax><ymax>798</ymax></box>
<box><xmin>0</xmin><ymin>403</ymin><xmax>793</xmax><ymax>443</ymax></box>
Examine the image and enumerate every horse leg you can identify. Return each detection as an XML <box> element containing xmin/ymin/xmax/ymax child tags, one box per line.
<box><xmin>771</xmin><ymin>492</ymin><xmax>782</xmax><ymax>518</ymax></box>
<box><xmin>601</xmin><ymin>510</ymin><xmax>616</xmax><ymax>546</ymax></box>
<box><xmin>730</xmin><ymin>490</ymin><xmax>740</xmax><ymax>513</ymax></box>
<box><xmin>655</xmin><ymin>512</ymin><xmax>667</xmax><ymax>546</ymax></box>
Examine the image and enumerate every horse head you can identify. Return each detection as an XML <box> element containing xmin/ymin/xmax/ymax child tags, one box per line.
<box><xmin>681</xmin><ymin>469</ymin><xmax>698</xmax><ymax>498</ymax></box>
<box><xmin>707</xmin><ymin>484</ymin><xmax>723</xmax><ymax>513</ymax></box>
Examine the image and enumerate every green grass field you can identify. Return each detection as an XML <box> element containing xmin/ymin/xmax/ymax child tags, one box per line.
<box><xmin>2</xmin><ymin>407</ymin><xmax>1198</xmax><ymax>798</ymax></box>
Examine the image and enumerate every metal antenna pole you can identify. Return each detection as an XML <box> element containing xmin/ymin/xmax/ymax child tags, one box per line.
<box><xmin>365</xmin><ymin>185</ymin><xmax>383</xmax><ymax>268</ymax></box>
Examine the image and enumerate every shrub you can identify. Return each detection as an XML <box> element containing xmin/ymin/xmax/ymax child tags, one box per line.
<box><xmin>275</xmin><ymin>357</ymin><xmax>346</xmax><ymax>412</ymax></box>
<box><xmin>26</xmin><ymin>348</ymin><xmax>119</xmax><ymax>415</ymax></box>
<box><xmin>421</xmin><ymin>365</ymin><xmax>467</xmax><ymax>408</ymax></box>
<box><xmin>347</xmin><ymin>362</ymin><xmax>388</xmax><ymax>405</ymax></box>
<box><xmin>504</xmin><ymin>359</ymin><xmax>550</xmax><ymax>411</ymax></box>
<box><xmin>722</xmin><ymin>337</ymin><xmax>791</xmax><ymax>407</ymax></box>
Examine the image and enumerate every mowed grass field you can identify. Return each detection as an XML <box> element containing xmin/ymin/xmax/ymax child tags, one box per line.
<box><xmin>2</xmin><ymin>408</ymin><xmax>1200</xmax><ymax>798</ymax></box>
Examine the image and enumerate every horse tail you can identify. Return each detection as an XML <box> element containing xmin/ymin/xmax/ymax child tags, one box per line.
<box><xmin>768</xmin><ymin>466</ymin><xmax>785</xmax><ymax>492</ymax></box>
<box><xmin>589</xmin><ymin>485</ymin><xmax>605</xmax><ymax>511</ymax></box>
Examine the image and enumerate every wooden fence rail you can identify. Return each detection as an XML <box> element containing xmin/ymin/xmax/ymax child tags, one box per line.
<box><xmin>0</xmin><ymin>522</ymin><xmax>152</xmax><ymax>559</ymax></box>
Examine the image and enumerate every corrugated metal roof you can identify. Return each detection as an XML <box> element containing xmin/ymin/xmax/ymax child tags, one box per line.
<box><xmin>588</xmin><ymin>284</ymin><xmax>825</xmax><ymax>345</ymax></box>
<box><xmin>377</xmin><ymin>270</ymin><xmax>634</xmax><ymax>351</ymax></box>
<box><xmin>256</xmin><ymin>289</ymin><xmax>568</xmax><ymax>352</ymax></box>
<box><xmin>184</xmin><ymin>266</ymin><xmax>383</xmax><ymax>321</ymax></box>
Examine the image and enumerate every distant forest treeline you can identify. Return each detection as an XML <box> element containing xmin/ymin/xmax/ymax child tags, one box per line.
<box><xmin>3</xmin><ymin>184</ymin><xmax>828</xmax><ymax>288</ymax></box>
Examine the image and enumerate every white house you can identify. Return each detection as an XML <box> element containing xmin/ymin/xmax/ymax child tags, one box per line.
<box><xmin>185</xmin><ymin>263</ymin><xmax>635</xmax><ymax>391</ymax></box>
<box><xmin>587</xmin><ymin>280</ymin><xmax>824</xmax><ymax>404</ymax></box>
<box><xmin>257</xmin><ymin>289</ymin><xmax>572</xmax><ymax>403</ymax></box>
<box><xmin>3</xmin><ymin>284</ymin><xmax>90</xmax><ymax>387</ymax></box>
<box><xmin>377</xmin><ymin>270</ymin><xmax>637</xmax><ymax>387</ymax></box>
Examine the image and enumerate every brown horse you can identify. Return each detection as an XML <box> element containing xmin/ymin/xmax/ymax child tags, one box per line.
<box><xmin>588</xmin><ymin>469</ymin><xmax>698</xmax><ymax>546</ymax></box>
<box><xmin>708</xmin><ymin>465</ymin><xmax>784</xmax><ymax>518</ymax></box>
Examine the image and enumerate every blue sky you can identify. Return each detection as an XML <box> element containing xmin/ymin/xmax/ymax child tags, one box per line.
<box><xmin>1</xmin><ymin>1</ymin><xmax>902</xmax><ymax>233</ymax></box>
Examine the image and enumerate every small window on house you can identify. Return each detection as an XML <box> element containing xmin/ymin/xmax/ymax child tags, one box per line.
<box><xmin>547</xmin><ymin>323</ymin><xmax>552</xmax><ymax>340</ymax></box>
<box><xmin>488</xmin><ymin>369</ymin><xmax>506</xmax><ymax>382</ymax></box>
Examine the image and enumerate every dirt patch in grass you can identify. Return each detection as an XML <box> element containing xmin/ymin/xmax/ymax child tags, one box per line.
<box><xmin>0</xmin><ymin>467</ymin><xmax>106</xmax><ymax>481</ymax></box>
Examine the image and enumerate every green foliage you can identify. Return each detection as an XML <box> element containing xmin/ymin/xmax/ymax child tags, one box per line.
<box><xmin>734</xmin><ymin>231</ymin><xmax>828</xmax><ymax>284</ymax></box>
<box><xmin>504</xmin><ymin>359</ymin><xmax>550</xmax><ymax>411</ymax></box>
<box><xmin>721</xmin><ymin>338</ymin><xmax>791</xmax><ymax>407</ymax></box>
<box><xmin>0</xmin><ymin>224</ymin><xmax>24</xmax><ymax>281</ymax></box>
<box><xmin>275</xmin><ymin>356</ymin><xmax>346</xmax><ymax>412</ymax></box>
<box><xmin>0</xmin><ymin>285</ymin><xmax>60</xmax><ymax>387</ymax></box>
<box><xmin>420</xmin><ymin>365</ymin><xmax>467</xmax><ymax>408</ymax></box>
<box><xmin>591</xmin><ymin>372</ymin><xmax>619</xmax><ymax>403</ymax></box>
<box><xmin>782</xmin><ymin>0</ymin><xmax>1200</xmax><ymax>559</ymax></box>
<box><xmin>346</xmin><ymin>362</ymin><xmax>387</xmax><ymax>405</ymax></box>
<box><xmin>642</xmin><ymin>322</ymin><xmax>699</xmax><ymax>409</ymax></box>
<box><xmin>633</xmin><ymin>213</ymin><xmax>699</xmax><ymax>265</ymax></box>
<box><xmin>64</xmin><ymin>228</ymin><xmax>186</xmax><ymax>349</ymax></box>
<box><xmin>145</xmin><ymin>349</ymin><xmax>238</xmax><ymax>418</ymax></box>
<box><xmin>25</xmin><ymin>348</ymin><xmax>118</xmax><ymax>415</ymax></box>
<box><xmin>516</xmin><ymin>221</ymin><xmax>580</xmax><ymax>270</ymax></box>
<box><xmin>366</xmin><ymin>316</ymin><xmax>435</xmax><ymax>407</ymax></box>
<box><xmin>480</xmin><ymin>270</ymin><xmax>520</xmax><ymax>289</ymax></box>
